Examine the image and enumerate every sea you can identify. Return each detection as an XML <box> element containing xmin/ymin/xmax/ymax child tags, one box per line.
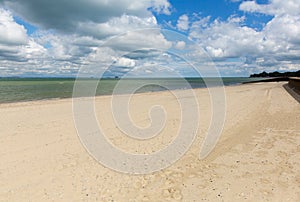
<box><xmin>0</xmin><ymin>77</ymin><xmax>262</xmax><ymax>103</ymax></box>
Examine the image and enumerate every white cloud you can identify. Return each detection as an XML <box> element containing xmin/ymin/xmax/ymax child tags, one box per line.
<box><xmin>264</xmin><ymin>14</ymin><xmax>300</xmax><ymax>45</ymax></box>
<box><xmin>190</xmin><ymin>16</ymin><xmax>211</xmax><ymax>30</ymax></box>
<box><xmin>104</xmin><ymin>29</ymin><xmax>172</xmax><ymax>52</ymax></box>
<box><xmin>0</xmin><ymin>0</ymin><xmax>175</xmax><ymax>76</ymax></box>
<box><xmin>0</xmin><ymin>9</ymin><xmax>27</xmax><ymax>45</ymax></box>
<box><xmin>177</xmin><ymin>14</ymin><xmax>189</xmax><ymax>31</ymax></box>
<box><xmin>77</xmin><ymin>15</ymin><xmax>158</xmax><ymax>39</ymax></box>
<box><xmin>150</xmin><ymin>0</ymin><xmax>172</xmax><ymax>15</ymax></box>
<box><xmin>187</xmin><ymin>0</ymin><xmax>300</xmax><ymax>75</ymax></box>
<box><xmin>0</xmin><ymin>0</ymin><xmax>171</xmax><ymax>33</ymax></box>
<box><xmin>0</xmin><ymin>0</ymin><xmax>299</xmax><ymax>77</ymax></box>
<box><xmin>190</xmin><ymin>16</ymin><xmax>263</xmax><ymax>58</ymax></box>
<box><xmin>0</xmin><ymin>8</ymin><xmax>47</xmax><ymax>71</ymax></box>
<box><xmin>239</xmin><ymin>0</ymin><xmax>300</xmax><ymax>16</ymax></box>
<box><xmin>174</xmin><ymin>41</ymin><xmax>186</xmax><ymax>50</ymax></box>
<box><xmin>115</xmin><ymin>57</ymin><xmax>136</xmax><ymax>67</ymax></box>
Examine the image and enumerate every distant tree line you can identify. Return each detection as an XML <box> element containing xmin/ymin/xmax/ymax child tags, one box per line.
<box><xmin>250</xmin><ymin>70</ymin><xmax>300</xmax><ymax>78</ymax></box>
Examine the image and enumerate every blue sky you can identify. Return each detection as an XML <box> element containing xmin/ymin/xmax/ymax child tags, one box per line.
<box><xmin>155</xmin><ymin>0</ymin><xmax>274</xmax><ymax>31</ymax></box>
<box><xmin>13</xmin><ymin>16</ymin><xmax>37</xmax><ymax>35</ymax></box>
<box><xmin>0</xmin><ymin>0</ymin><xmax>299</xmax><ymax>77</ymax></box>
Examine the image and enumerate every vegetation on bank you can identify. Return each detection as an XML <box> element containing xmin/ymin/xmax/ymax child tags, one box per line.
<box><xmin>250</xmin><ymin>70</ymin><xmax>300</xmax><ymax>78</ymax></box>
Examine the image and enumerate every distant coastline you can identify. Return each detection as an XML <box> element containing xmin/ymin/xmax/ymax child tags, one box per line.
<box><xmin>243</xmin><ymin>70</ymin><xmax>300</xmax><ymax>84</ymax></box>
<box><xmin>243</xmin><ymin>70</ymin><xmax>300</xmax><ymax>100</ymax></box>
<box><xmin>249</xmin><ymin>70</ymin><xmax>300</xmax><ymax>78</ymax></box>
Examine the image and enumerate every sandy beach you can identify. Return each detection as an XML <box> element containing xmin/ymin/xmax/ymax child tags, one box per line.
<box><xmin>0</xmin><ymin>82</ymin><xmax>299</xmax><ymax>201</ymax></box>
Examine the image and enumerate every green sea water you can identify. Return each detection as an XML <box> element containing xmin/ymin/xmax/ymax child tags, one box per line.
<box><xmin>0</xmin><ymin>77</ymin><xmax>261</xmax><ymax>103</ymax></box>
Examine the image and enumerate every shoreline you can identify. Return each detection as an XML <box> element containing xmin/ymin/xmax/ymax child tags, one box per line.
<box><xmin>242</xmin><ymin>77</ymin><xmax>290</xmax><ymax>84</ymax></box>
<box><xmin>0</xmin><ymin>79</ymin><xmax>280</xmax><ymax>106</ymax></box>
<box><xmin>0</xmin><ymin>77</ymin><xmax>264</xmax><ymax>105</ymax></box>
<box><xmin>0</xmin><ymin>85</ymin><xmax>217</xmax><ymax>106</ymax></box>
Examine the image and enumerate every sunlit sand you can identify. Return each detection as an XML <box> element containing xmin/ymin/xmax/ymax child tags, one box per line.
<box><xmin>0</xmin><ymin>82</ymin><xmax>299</xmax><ymax>201</ymax></box>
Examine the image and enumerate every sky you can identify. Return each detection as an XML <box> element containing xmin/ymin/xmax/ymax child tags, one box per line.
<box><xmin>0</xmin><ymin>0</ymin><xmax>299</xmax><ymax>77</ymax></box>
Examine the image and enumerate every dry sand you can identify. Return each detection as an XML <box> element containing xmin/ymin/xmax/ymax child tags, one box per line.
<box><xmin>0</xmin><ymin>82</ymin><xmax>299</xmax><ymax>201</ymax></box>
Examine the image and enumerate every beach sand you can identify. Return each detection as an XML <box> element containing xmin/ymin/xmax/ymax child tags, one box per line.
<box><xmin>0</xmin><ymin>82</ymin><xmax>299</xmax><ymax>201</ymax></box>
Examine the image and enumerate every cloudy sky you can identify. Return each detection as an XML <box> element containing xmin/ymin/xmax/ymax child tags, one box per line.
<box><xmin>0</xmin><ymin>0</ymin><xmax>299</xmax><ymax>77</ymax></box>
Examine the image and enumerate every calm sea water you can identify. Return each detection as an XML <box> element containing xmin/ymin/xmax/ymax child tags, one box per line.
<box><xmin>0</xmin><ymin>77</ymin><xmax>261</xmax><ymax>103</ymax></box>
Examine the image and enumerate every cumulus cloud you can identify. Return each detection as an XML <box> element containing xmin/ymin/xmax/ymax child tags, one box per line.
<box><xmin>0</xmin><ymin>0</ymin><xmax>299</xmax><ymax>77</ymax></box>
<box><xmin>177</xmin><ymin>14</ymin><xmax>189</xmax><ymax>31</ymax></box>
<box><xmin>0</xmin><ymin>9</ymin><xmax>46</xmax><ymax>68</ymax></box>
<box><xmin>264</xmin><ymin>14</ymin><xmax>300</xmax><ymax>45</ymax></box>
<box><xmin>124</xmin><ymin>49</ymin><xmax>162</xmax><ymax>60</ymax></box>
<box><xmin>150</xmin><ymin>0</ymin><xmax>172</xmax><ymax>15</ymax></box>
<box><xmin>104</xmin><ymin>29</ymin><xmax>172</xmax><ymax>52</ymax></box>
<box><xmin>240</xmin><ymin>0</ymin><xmax>300</xmax><ymax>16</ymax></box>
<box><xmin>174</xmin><ymin>41</ymin><xmax>186</xmax><ymax>50</ymax></box>
<box><xmin>187</xmin><ymin>0</ymin><xmax>300</xmax><ymax>75</ymax></box>
<box><xmin>0</xmin><ymin>0</ymin><xmax>176</xmax><ymax>76</ymax></box>
<box><xmin>0</xmin><ymin>9</ymin><xmax>27</xmax><ymax>45</ymax></box>
<box><xmin>190</xmin><ymin>16</ymin><xmax>264</xmax><ymax>58</ymax></box>
<box><xmin>0</xmin><ymin>0</ymin><xmax>171</xmax><ymax>33</ymax></box>
<box><xmin>77</xmin><ymin>15</ymin><xmax>158</xmax><ymax>39</ymax></box>
<box><xmin>114</xmin><ymin>57</ymin><xmax>136</xmax><ymax>68</ymax></box>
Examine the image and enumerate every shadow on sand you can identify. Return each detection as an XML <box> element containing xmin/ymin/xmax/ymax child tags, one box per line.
<box><xmin>283</xmin><ymin>83</ymin><xmax>300</xmax><ymax>104</ymax></box>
